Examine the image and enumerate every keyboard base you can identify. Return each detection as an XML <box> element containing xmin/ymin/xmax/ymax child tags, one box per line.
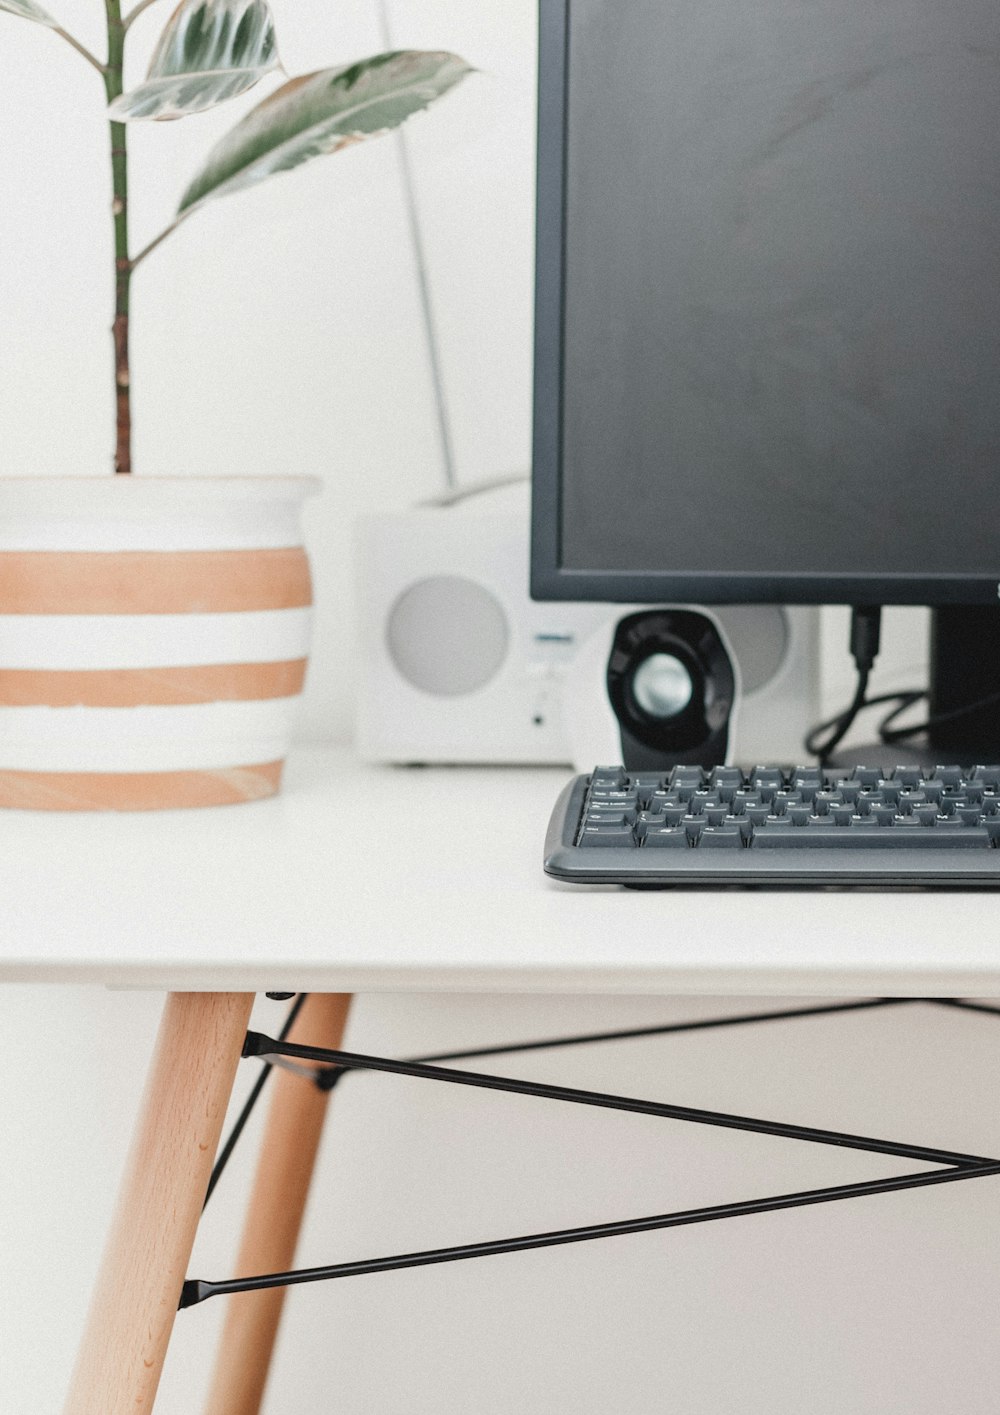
<box><xmin>544</xmin><ymin>772</ymin><xmax>1000</xmax><ymax>889</ymax></box>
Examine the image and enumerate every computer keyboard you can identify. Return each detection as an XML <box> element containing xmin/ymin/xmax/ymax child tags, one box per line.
<box><xmin>544</xmin><ymin>764</ymin><xmax>1000</xmax><ymax>887</ymax></box>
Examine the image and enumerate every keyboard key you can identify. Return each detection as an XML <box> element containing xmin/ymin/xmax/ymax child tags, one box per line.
<box><xmin>642</xmin><ymin>827</ymin><xmax>690</xmax><ymax>848</ymax></box>
<box><xmin>971</xmin><ymin>767</ymin><xmax>1000</xmax><ymax>789</ymax></box>
<box><xmin>578</xmin><ymin>825</ymin><xmax>635</xmax><ymax>847</ymax></box>
<box><xmin>753</xmin><ymin>767</ymin><xmax>787</xmax><ymax>790</ymax></box>
<box><xmin>591</xmin><ymin>767</ymin><xmax>628</xmax><ymax>787</ymax></box>
<box><xmin>751</xmin><ymin>825</ymin><xmax>992</xmax><ymax>848</ymax></box>
<box><xmin>898</xmin><ymin>790</ymin><xmax>928</xmax><ymax>811</ymax></box>
<box><xmin>932</xmin><ymin>766</ymin><xmax>965</xmax><ymax>786</ymax></box>
<box><xmin>851</xmin><ymin>767</ymin><xmax>881</xmax><ymax>785</ymax></box>
<box><xmin>584</xmin><ymin>809</ymin><xmax>636</xmax><ymax>827</ymax></box>
<box><xmin>697</xmin><ymin>826</ymin><xmax>743</xmax><ymax>848</ymax></box>
<box><xmin>668</xmin><ymin>765</ymin><xmax>706</xmax><ymax>789</ymax></box>
<box><xmin>589</xmin><ymin>788</ymin><xmax>638</xmax><ymax>805</ymax></box>
<box><xmin>687</xmin><ymin>791</ymin><xmax>723</xmax><ymax>816</ymax></box>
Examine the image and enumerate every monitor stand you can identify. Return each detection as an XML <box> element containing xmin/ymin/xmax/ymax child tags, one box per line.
<box><xmin>928</xmin><ymin>606</ymin><xmax>1000</xmax><ymax>759</ymax></box>
<box><xmin>828</xmin><ymin>606</ymin><xmax>1000</xmax><ymax>773</ymax></box>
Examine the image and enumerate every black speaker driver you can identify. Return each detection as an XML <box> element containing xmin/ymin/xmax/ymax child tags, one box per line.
<box><xmin>606</xmin><ymin>609</ymin><xmax>736</xmax><ymax>770</ymax></box>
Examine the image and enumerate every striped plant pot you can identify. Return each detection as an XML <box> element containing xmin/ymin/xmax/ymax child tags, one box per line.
<box><xmin>0</xmin><ymin>476</ymin><xmax>319</xmax><ymax>810</ymax></box>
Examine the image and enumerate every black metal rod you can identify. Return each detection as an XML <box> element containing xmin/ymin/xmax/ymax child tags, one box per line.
<box><xmin>315</xmin><ymin>998</ymin><xmax>913</xmax><ymax>1092</ymax></box>
<box><xmin>407</xmin><ymin>998</ymin><xmax>916</xmax><ymax>1067</ymax></box>
<box><xmin>930</xmin><ymin>999</ymin><xmax>1000</xmax><ymax>1018</ymax></box>
<box><xmin>180</xmin><ymin>1158</ymin><xmax>1000</xmax><ymax>1308</ymax></box>
<box><xmin>242</xmin><ymin>1034</ymin><xmax>995</xmax><ymax>1169</ymax></box>
<box><xmin>203</xmin><ymin>994</ymin><xmax>308</xmax><ymax>1209</ymax></box>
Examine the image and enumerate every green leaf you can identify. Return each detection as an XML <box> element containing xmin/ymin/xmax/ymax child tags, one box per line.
<box><xmin>178</xmin><ymin>50</ymin><xmax>472</xmax><ymax>214</ymax></box>
<box><xmin>0</xmin><ymin>0</ymin><xmax>57</xmax><ymax>26</ymax></box>
<box><xmin>110</xmin><ymin>0</ymin><xmax>279</xmax><ymax>121</ymax></box>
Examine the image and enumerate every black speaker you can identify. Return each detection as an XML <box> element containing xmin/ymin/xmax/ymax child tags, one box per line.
<box><xmin>605</xmin><ymin>609</ymin><xmax>736</xmax><ymax>770</ymax></box>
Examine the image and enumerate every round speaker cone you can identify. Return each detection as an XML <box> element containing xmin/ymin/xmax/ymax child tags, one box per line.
<box><xmin>386</xmin><ymin>575</ymin><xmax>509</xmax><ymax>696</ymax></box>
<box><xmin>631</xmin><ymin>652</ymin><xmax>694</xmax><ymax>720</ymax></box>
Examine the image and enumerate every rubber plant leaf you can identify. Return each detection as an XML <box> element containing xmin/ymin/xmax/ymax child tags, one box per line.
<box><xmin>0</xmin><ymin>0</ymin><xmax>57</xmax><ymax>25</ymax></box>
<box><xmin>109</xmin><ymin>0</ymin><xmax>279</xmax><ymax>121</ymax></box>
<box><xmin>178</xmin><ymin>50</ymin><xmax>472</xmax><ymax>214</ymax></box>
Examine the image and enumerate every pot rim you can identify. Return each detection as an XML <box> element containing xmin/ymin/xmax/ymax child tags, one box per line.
<box><xmin>0</xmin><ymin>474</ymin><xmax>321</xmax><ymax>495</ymax></box>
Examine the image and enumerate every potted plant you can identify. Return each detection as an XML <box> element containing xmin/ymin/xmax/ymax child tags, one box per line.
<box><xmin>0</xmin><ymin>0</ymin><xmax>469</xmax><ymax>810</ymax></box>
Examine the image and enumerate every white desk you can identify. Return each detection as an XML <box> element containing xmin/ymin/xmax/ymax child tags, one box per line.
<box><xmin>3</xmin><ymin>745</ymin><xmax>999</xmax><ymax>997</ymax></box>
<box><xmin>8</xmin><ymin>746</ymin><xmax>1000</xmax><ymax>1414</ymax></box>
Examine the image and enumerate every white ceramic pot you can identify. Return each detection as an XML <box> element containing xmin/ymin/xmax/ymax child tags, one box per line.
<box><xmin>0</xmin><ymin>476</ymin><xmax>320</xmax><ymax>810</ymax></box>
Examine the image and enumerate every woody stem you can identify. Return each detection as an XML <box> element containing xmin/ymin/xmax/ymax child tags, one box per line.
<box><xmin>103</xmin><ymin>0</ymin><xmax>131</xmax><ymax>475</ymax></box>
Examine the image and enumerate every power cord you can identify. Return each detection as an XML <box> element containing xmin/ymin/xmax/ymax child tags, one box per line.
<box><xmin>806</xmin><ymin>605</ymin><xmax>882</xmax><ymax>763</ymax></box>
<box><xmin>806</xmin><ymin>604</ymin><xmax>1000</xmax><ymax>762</ymax></box>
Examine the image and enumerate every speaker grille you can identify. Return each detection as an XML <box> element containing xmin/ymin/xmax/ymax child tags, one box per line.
<box><xmin>386</xmin><ymin>576</ymin><xmax>510</xmax><ymax>696</ymax></box>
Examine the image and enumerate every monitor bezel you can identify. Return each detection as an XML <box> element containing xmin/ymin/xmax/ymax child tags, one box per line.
<box><xmin>529</xmin><ymin>0</ymin><xmax>1000</xmax><ymax>608</ymax></box>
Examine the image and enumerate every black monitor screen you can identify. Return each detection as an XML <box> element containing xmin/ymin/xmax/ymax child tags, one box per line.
<box><xmin>531</xmin><ymin>0</ymin><xmax>1000</xmax><ymax>604</ymax></box>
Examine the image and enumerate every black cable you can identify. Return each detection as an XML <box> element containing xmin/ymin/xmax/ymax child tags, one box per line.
<box><xmin>807</xmin><ymin>662</ymin><xmax>1000</xmax><ymax>760</ymax></box>
<box><xmin>806</xmin><ymin>665</ymin><xmax>872</xmax><ymax>762</ymax></box>
<box><xmin>874</xmin><ymin>690</ymin><xmax>927</xmax><ymax>742</ymax></box>
<box><xmin>806</xmin><ymin>605</ymin><xmax>882</xmax><ymax>763</ymax></box>
<box><xmin>806</xmin><ymin>687</ymin><xmax>923</xmax><ymax>759</ymax></box>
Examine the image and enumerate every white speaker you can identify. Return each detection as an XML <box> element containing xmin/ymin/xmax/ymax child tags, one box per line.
<box><xmin>354</xmin><ymin>481</ymin><xmax>821</xmax><ymax>766</ymax></box>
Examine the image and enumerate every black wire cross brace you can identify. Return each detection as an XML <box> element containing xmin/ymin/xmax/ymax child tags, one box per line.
<box><xmin>179</xmin><ymin>997</ymin><xmax>1000</xmax><ymax>1310</ymax></box>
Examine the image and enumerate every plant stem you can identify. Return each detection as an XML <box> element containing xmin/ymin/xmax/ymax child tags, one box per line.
<box><xmin>123</xmin><ymin>0</ymin><xmax>166</xmax><ymax>32</ymax></box>
<box><xmin>130</xmin><ymin>211</ymin><xmax>191</xmax><ymax>271</ymax></box>
<box><xmin>103</xmin><ymin>0</ymin><xmax>131</xmax><ymax>475</ymax></box>
<box><xmin>51</xmin><ymin>24</ymin><xmax>105</xmax><ymax>73</ymax></box>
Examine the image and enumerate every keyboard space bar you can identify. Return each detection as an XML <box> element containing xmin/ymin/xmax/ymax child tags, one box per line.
<box><xmin>751</xmin><ymin>828</ymin><xmax>993</xmax><ymax>849</ymax></box>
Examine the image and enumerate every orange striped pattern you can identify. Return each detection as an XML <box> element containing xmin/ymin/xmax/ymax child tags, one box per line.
<box><xmin>0</xmin><ymin>548</ymin><xmax>312</xmax><ymax>614</ymax></box>
<box><xmin>0</xmin><ymin>660</ymin><xmax>307</xmax><ymax>708</ymax></box>
<box><xmin>0</xmin><ymin>762</ymin><xmax>284</xmax><ymax>811</ymax></box>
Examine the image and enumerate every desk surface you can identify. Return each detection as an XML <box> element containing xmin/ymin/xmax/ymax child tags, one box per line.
<box><xmin>2</xmin><ymin>745</ymin><xmax>999</xmax><ymax>995</ymax></box>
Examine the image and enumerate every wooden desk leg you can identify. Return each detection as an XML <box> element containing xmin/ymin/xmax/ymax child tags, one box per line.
<box><xmin>64</xmin><ymin>991</ymin><xmax>254</xmax><ymax>1415</ymax></box>
<box><xmin>203</xmin><ymin>992</ymin><xmax>353</xmax><ymax>1415</ymax></box>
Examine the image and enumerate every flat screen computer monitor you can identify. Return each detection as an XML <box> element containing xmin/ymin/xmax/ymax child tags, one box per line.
<box><xmin>530</xmin><ymin>0</ymin><xmax>1000</xmax><ymax>756</ymax></box>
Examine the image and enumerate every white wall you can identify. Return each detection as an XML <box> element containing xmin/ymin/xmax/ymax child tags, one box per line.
<box><xmin>0</xmin><ymin>4</ymin><xmax>970</xmax><ymax>1413</ymax></box>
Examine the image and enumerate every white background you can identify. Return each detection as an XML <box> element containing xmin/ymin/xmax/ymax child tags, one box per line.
<box><xmin>0</xmin><ymin>2</ymin><xmax>973</xmax><ymax>1412</ymax></box>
